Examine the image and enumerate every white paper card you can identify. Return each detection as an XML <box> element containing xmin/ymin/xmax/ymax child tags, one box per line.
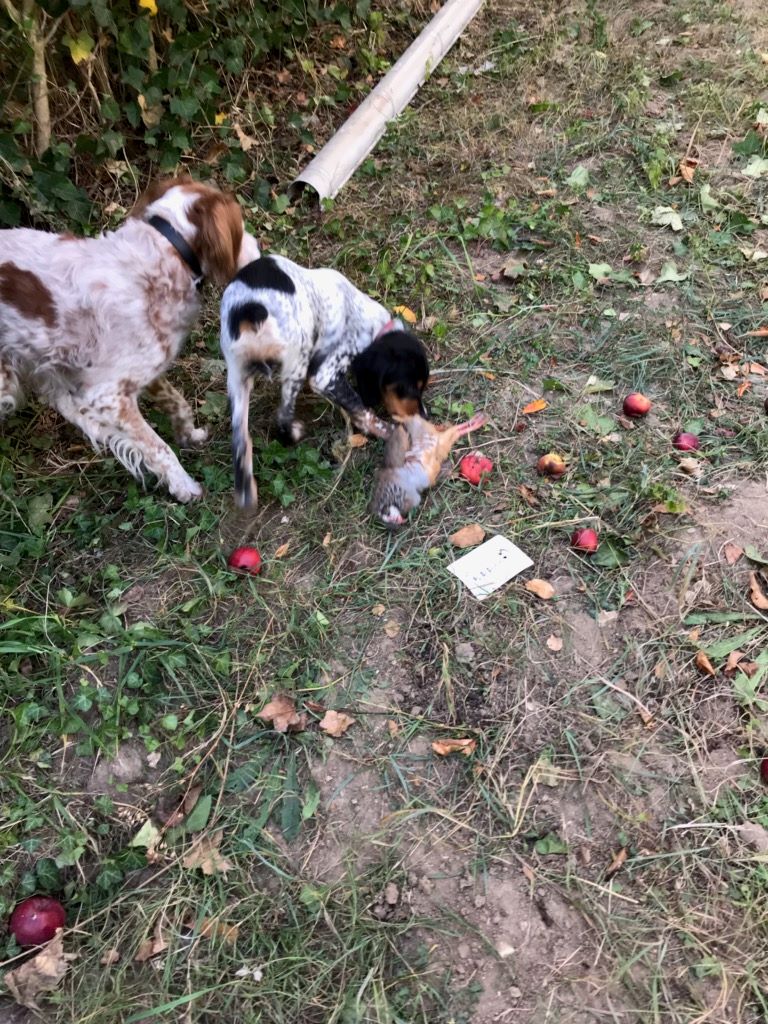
<box><xmin>447</xmin><ymin>535</ymin><xmax>533</xmax><ymax>601</ymax></box>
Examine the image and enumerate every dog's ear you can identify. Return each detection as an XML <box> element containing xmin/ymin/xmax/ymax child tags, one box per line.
<box><xmin>189</xmin><ymin>192</ymin><xmax>244</xmax><ymax>287</ymax></box>
<box><xmin>130</xmin><ymin>175</ymin><xmax>195</xmax><ymax>219</ymax></box>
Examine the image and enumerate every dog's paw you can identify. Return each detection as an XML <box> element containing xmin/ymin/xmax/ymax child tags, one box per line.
<box><xmin>169</xmin><ymin>475</ymin><xmax>203</xmax><ymax>503</ymax></box>
<box><xmin>276</xmin><ymin>420</ymin><xmax>304</xmax><ymax>446</ymax></box>
<box><xmin>0</xmin><ymin>393</ymin><xmax>19</xmax><ymax>418</ymax></box>
<box><xmin>179</xmin><ymin>425</ymin><xmax>209</xmax><ymax>448</ymax></box>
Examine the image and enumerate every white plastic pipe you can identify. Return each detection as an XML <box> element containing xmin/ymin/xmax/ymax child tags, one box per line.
<box><xmin>290</xmin><ymin>0</ymin><xmax>485</xmax><ymax>200</ymax></box>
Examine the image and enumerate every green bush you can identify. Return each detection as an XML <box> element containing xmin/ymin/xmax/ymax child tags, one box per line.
<box><xmin>0</xmin><ymin>0</ymin><xmax>374</xmax><ymax>228</ymax></box>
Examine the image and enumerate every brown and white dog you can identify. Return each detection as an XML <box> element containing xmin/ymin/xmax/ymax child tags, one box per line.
<box><xmin>0</xmin><ymin>176</ymin><xmax>259</xmax><ymax>501</ymax></box>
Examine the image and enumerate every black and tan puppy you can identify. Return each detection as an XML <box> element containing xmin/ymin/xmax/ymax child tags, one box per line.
<box><xmin>351</xmin><ymin>326</ymin><xmax>429</xmax><ymax>420</ymax></box>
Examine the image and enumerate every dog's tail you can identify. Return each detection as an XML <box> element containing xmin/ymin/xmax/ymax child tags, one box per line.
<box><xmin>221</xmin><ymin>300</ymin><xmax>281</xmax><ymax>508</ymax></box>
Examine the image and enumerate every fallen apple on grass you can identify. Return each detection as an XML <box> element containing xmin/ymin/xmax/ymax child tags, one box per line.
<box><xmin>673</xmin><ymin>431</ymin><xmax>700</xmax><ymax>452</ymax></box>
<box><xmin>8</xmin><ymin>896</ymin><xmax>66</xmax><ymax>947</ymax></box>
<box><xmin>623</xmin><ymin>392</ymin><xmax>652</xmax><ymax>418</ymax></box>
<box><xmin>227</xmin><ymin>546</ymin><xmax>262</xmax><ymax>575</ymax></box>
<box><xmin>537</xmin><ymin>453</ymin><xmax>567</xmax><ymax>478</ymax></box>
<box><xmin>571</xmin><ymin>527</ymin><xmax>599</xmax><ymax>554</ymax></box>
<box><xmin>458</xmin><ymin>452</ymin><xmax>493</xmax><ymax>486</ymax></box>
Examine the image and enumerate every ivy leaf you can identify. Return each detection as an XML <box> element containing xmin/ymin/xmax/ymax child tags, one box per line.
<box><xmin>63</xmin><ymin>32</ymin><xmax>94</xmax><ymax>64</ymax></box>
<box><xmin>170</xmin><ymin>95</ymin><xmax>201</xmax><ymax>119</ymax></box>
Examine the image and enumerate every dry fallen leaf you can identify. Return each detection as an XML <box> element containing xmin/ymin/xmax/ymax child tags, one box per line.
<box><xmin>190</xmin><ymin>917</ymin><xmax>240</xmax><ymax>945</ymax></box>
<box><xmin>134</xmin><ymin>919</ymin><xmax>168</xmax><ymax>963</ymax></box>
<box><xmin>182</xmin><ymin>832</ymin><xmax>234</xmax><ymax>876</ymax></box>
<box><xmin>233</xmin><ymin>123</ymin><xmax>257</xmax><ymax>152</ymax></box>
<box><xmin>724</xmin><ymin>542</ymin><xmax>744</xmax><ymax>565</ymax></box>
<box><xmin>678</xmin><ymin>156</ymin><xmax>698</xmax><ymax>183</ymax></box>
<box><xmin>749</xmin><ymin>572</ymin><xmax>768</xmax><ymax>610</ymax></box>
<box><xmin>748</xmin><ymin>361</ymin><xmax>767</xmax><ymax>375</ymax></box>
<box><xmin>745</xmin><ymin>326</ymin><xmax>768</xmax><ymax>337</ymax></box>
<box><xmin>319</xmin><ymin>709</ymin><xmax>356</xmax><ymax>737</ymax></box>
<box><xmin>392</xmin><ymin>305</ymin><xmax>418</xmax><ymax>325</ymax></box>
<box><xmin>637</xmin><ymin>704</ymin><xmax>654</xmax><ymax>728</ymax></box>
<box><xmin>164</xmin><ymin>783</ymin><xmax>202</xmax><ymax>828</ymax></box>
<box><xmin>322</xmin><ymin>532</ymin><xmax>332</xmax><ymax>547</ymax></box>
<box><xmin>525</xmin><ymin>578</ymin><xmax>555</xmax><ymax>600</ymax></box>
<box><xmin>522</xmin><ymin>398</ymin><xmax>548</xmax><ymax>415</ymax></box>
<box><xmin>274</xmin><ymin>542</ymin><xmax>290</xmax><ymax>559</ymax></box>
<box><xmin>371</xmin><ymin>603</ymin><xmax>385</xmax><ymax>617</ymax></box>
<box><xmin>678</xmin><ymin>457</ymin><xmax>702</xmax><ymax>479</ymax></box>
<box><xmin>100</xmin><ymin>948</ymin><xmax>120</xmax><ymax>967</ymax></box>
<box><xmin>384</xmin><ymin>619</ymin><xmax>401</xmax><ymax>638</ymax></box>
<box><xmin>546</xmin><ymin>634</ymin><xmax>563</xmax><ymax>652</ymax></box>
<box><xmin>4</xmin><ymin>932</ymin><xmax>76</xmax><ymax>1009</ymax></box>
<box><xmin>450</xmin><ymin>524</ymin><xmax>486</xmax><ymax>548</ymax></box>
<box><xmin>740</xmin><ymin>821</ymin><xmax>768</xmax><ymax>853</ymax></box>
<box><xmin>387</xmin><ymin>719</ymin><xmax>400</xmax><ymax>738</ymax></box>
<box><xmin>724</xmin><ymin>650</ymin><xmax>745</xmax><ymax>676</ymax></box>
<box><xmin>597</xmin><ymin>609</ymin><xmax>619</xmax><ymax>627</ymax></box>
<box><xmin>432</xmin><ymin>737</ymin><xmax>477</xmax><ymax>757</ymax></box>
<box><xmin>719</xmin><ymin>362</ymin><xmax>740</xmax><ymax>380</ymax></box>
<box><xmin>348</xmin><ymin>433</ymin><xmax>368</xmax><ymax>448</ymax></box>
<box><xmin>694</xmin><ymin>651</ymin><xmax>717</xmax><ymax>677</ymax></box>
<box><xmin>737</xmin><ymin>380</ymin><xmax>752</xmax><ymax>398</ymax></box>
<box><xmin>605</xmin><ymin>847</ymin><xmax>628</xmax><ymax>878</ymax></box>
<box><xmin>257</xmin><ymin>693</ymin><xmax>306</xmax><ymax>733</ymax></box>
<box><xmin>518</xmin><ymin>484</ymin><xmax>539</xmax><ymax>507</ymax></box>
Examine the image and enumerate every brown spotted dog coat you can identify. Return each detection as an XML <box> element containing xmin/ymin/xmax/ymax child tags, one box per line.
<box><xmin>0</xmin><ymin>177</ymin><xmax>259</xmax><ymax>501</ymax></box>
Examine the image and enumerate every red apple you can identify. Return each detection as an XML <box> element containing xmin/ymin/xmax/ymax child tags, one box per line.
<box><xmin>623</xmin><ymin>392</ymin><xmax>652</xmax><ymax>418</ymax></box>
<box><xmin>571</xmin><ymin>527</ymin><xmax>599</xmax><ymax>553</ymax></box>
<box><xmin>458</xmin><ymin>452</ymin><xmax>493</xmax><ymax>486</ymax></box>
<box><xmin>9</xmin><ymin>896</ymin><xmax>65</xmax><ymax>947</ymax></box>
<box><xmin>227</xmin><ymin>546</ymin><xmax>262</xmax><ymax>575</ymax></box>
<box><xmin>761</xmin><ymin>757</ymin><xmax>768</xmax><ymax>784</ymax></box>
<box><xmin>673</xmin><ymin>432</ymin><xmax>700</xmax><ymax>452</ymax></box>
<box><xmin>537</xmin><ymin>453</ymin><xmax>567</xmax><ymax>478</ymax></box>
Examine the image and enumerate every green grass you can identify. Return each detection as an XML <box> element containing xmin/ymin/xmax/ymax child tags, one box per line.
<box><xmin>4</xmin><ymin>0</ymin><xmax>768</xmax><ymax>1020</ymax></box>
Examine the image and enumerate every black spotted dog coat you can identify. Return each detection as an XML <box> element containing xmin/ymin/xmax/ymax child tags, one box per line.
<box><xmin>220</xmin><ymin>254</ymin><xmax>428</xmax><ymax>507</ymax></box>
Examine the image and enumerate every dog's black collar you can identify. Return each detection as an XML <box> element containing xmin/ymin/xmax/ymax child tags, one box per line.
<box><xmin>148</xmin><ymin>215</ymin><xmax>204</xmax><ymax>290</ymax></box>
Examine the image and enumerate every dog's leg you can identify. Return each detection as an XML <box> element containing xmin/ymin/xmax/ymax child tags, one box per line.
<box><xmin>0</xmin><ymin>360</ymin><xmax>23</xmax><ymax>418</ymax></box>
<box><xmin>55</xmin><ymin>390</ymin><xmax>203</xmax><ymax>503</ymax></box>
<box><xmin>275</xmin><ymin>359</ymin><xmax>307</xmax><ymax>445</ymax></box>
<box><xmin>144</xmin><ymin>376</ymin><xmax>208</xmax><ymax>447</ymax></box>
<box><xmin>308</xmin><ymin>359</ymin><xmax>391</xmax><ymax>439</ymax></box>
<box><xmin>227</xmin><ymin>365</ymin><xmax>257</xmax><ymax>508</ymax></box>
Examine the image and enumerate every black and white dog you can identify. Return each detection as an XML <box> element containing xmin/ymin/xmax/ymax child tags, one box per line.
<box><xmin>220</xmin><ymin>254</ymin><xmax>429</xmax><ymax>507</ymax></box>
